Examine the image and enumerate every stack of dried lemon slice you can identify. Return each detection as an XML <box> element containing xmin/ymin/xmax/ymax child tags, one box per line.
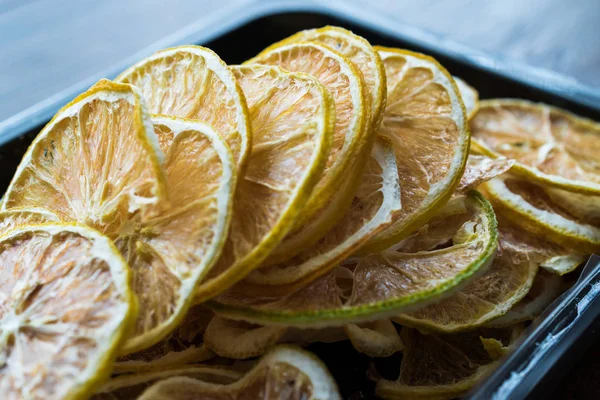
<box><xmin>0</xmin><ymin>25</ymin><xmax>597</xmax><ymax>400</ymax></box>
<box><xmin>472</xmin><ymin>100</ymin><xmax>600</xmax><ymax>257</ymax></box>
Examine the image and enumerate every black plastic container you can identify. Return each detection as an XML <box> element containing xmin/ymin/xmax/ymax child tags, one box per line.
<box><xmin>1</xmin><ymin>3</ymin><xmax>599</xmax><ymax>399</ymax></box>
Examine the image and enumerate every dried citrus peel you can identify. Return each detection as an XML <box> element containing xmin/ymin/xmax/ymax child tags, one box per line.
<box><xmin>210</xmin><ymin>192</ymin><xmax>497</xmax><ymax>328</ymax></box>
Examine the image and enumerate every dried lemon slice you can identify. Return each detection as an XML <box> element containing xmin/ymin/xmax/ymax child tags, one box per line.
<box><xmin>0</xmin><ymin>224</ymin><xmax>135</xmax><ymax>400</ymax></box>
<box><xmin>0</xmin><ymin>208</ymin><xmax>59</xmax><ymax>235</ymax></box>
<box><xmin>202</xmin><ymin>318</ymin><xmax>301</xmax><ymax>360</ymax></box>
<box><xmin>248</xmin><ymin>41</ymin><xmax>370</xmax><ymax>264</ymax></box>
<box><xmin>393</xmin><ymin>198</ymin><xmax>581</xmax><ymax>332</ymax></box>
<box><xmin>344</xmin><ymin>320</ymin><xmax>403</xmax><ymax>358</ymax></box>
<box><xmin>203</xmin><ymin>314</ymin><xmax>401</xmax><ymax>360</ymax></box>
<box><xmin>471</xmin><ymin>99</ymin><xmax>600</xmax><ymax>196</ymax></box>
<box><xmin>454</xmin><ymin>76</ymin><xmax>479</xmax><ymax>118</ymax></box>
<box><xmin>205</xmin><ymin>317</ymin><xmax>404</xmax><ymax>359</ymax></box>
<box><xmin>361</xmin><ymin>48</ymin><xmax>469</xmax><ymax>253</ymax></box>
<box><xmin>393</xmin><ymin>217</ymin><xmax>538</xmax><ymax>333</ymax></box>
<box><xmin>209</xmin><ymin>192</ymin><xmax>497</xmax><ymax>327</ymax></box>
<box><xmin>274</xmin><ymin>26</ymin><xmax>386</xmax><ymax>131</ymax></box>
<box><xmin>3</xmin><ymin>91</ymin><xmax>237</xmax><ymax>354</ymax></box>
<box><xmin>116</xmin><ymin>345</ymin><xmax>213</xmax><ymax>375</ymax></box>
<box><xmin>375</xmin><ymin>327</ymin><xmax>519</xmax><ymax>400</ymax></box>
<box><xmin>244</xmin><ymin>136</ymin><xmax>401</xmax><ymax>291</ymax></box>
<box><xmin>194</xmin><ymin>64</ymin><xmax>333</xmax><ymax>301</ymax></box>
<box><xmin>93</xmin><ymin>365</ymin><xmax>242</xmax><ymax>400</ymax></box>
<box><xmin>486</xmin><ymin>270</ymin><xmax>564</xmax><ymax>328</ymax></box>
<box><xmin>118</xmin><ymin>116</ymin><xmax>235</xmax><ymax>353</ymax></box>
<box><xmin>457</xmin><ymin>155</ymin><xmax>514</xmax><ymax>194</ymax></box>
<box><xmin>116</xmin><ymin>45</ymin><xmax>251</xmax><ymax>170</ymax></box>
<box><xmin>483</xmin><ymin>174</ymin><xmax>600</xmax><ymax>253</ymax></box>
<box><xmin>2</xmin><ymin>79</ymin><xmax>167</xmax><ymax>233</ymax></box>
<box><xmin>137</xmin><ymin>346</ymin><xmax>340</xmax><ymax>400</ymax></box>
<box><xmin>472</xmin><ymin>100</ymin><xmax>600</xmax><ymax>235</ymax></box>
<box><xmin>494</xmin><ymin>213</ymin><xmax>587</xmax><ymax>275</ymax></box>
<box><xmin>114</xmin><ymin>305</ymin><xmax>215</xmax><ymax>374</ymax></box>
<box><xmin>204</xmin><ymin>315</ymin><xmax>287</xmax><ymax>359</ymax></box>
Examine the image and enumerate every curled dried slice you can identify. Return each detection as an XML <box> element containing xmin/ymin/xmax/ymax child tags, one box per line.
<box><xmin>375</xmin><ymin>327</ymin><xmax>519</xmax><ymax>400</ymax></box>
<box><xmin>483</xmin><ymin>175</ymin><xmax>600</xmax><ymax>253</ymax></box>
<box><xmin>361</xmin><ymin>47</ymin><xmax>469</xmax><ymax>253</ymax></box>
<box><xmin>0</xmin><ymin>208</ymin><xmax>59</xmax><ymax>235</ymax></box>
<box><xmin>345</xmin><ymin>320</ymin><xmax>403</xmax><ymax>358</ymax></box>
<box><xmin>204</xmin><ymin>315</ymin><xmax>355</xmax><ymax>359</ymax></box>
<box><xmin>116</xmin><ymin>45</ymin><xmax>251</xmax><ymax>169</ymax></box>
<box><xmin>93</xmin><ymin>365</ymin><xmax>242</xmax><ymax>400</ymax></box>
<box><xmin>457</xmin><ymin>155</ymin><xmax>514</xmax><ymax>194</ymax></box>
<box><xmin>495</xmin><ymin>213</ymin><xmax>587</xmax><ymax>275</ymax></box>
<box><xmin>486</xmin><ymin>270</ymin><xmax>564</xmax><ymax>328</ymax></box>
<box><xmin>454</xmin><ymin>76</ymin><xmax>479</xmax><ymax>118</ymax></box>
<box><xmin>2</xmin><ymin>79</ymin><xmax>167</xmax><ymax>235</ymax></box>
<box><xmin>213</xmin><ymin>319</ymin><xmax>404</xmax><ymax>360</ymax></box>
<box><xmin>194</xmin><ymin>64</ymin><xmax>333</xmax><ymax>301</ymax></box>
<box><xmin>138</xmin><ymin>346</ymin><xmax>341</xmax><ymax>400</ymax></box>
<box><xmin>209</xmin><ymin>191</ymin><xmax>497</xmax><ymax>327</ymax></box>
<box><xmin>470</xmin><ymin>99</ymin><xmax>600</xmax><ymax>195</ymax></box>
<box><xmin>541</xmin><ymin>254</ymin><xmax>587</xmax><ymax>275</ymax></box>
<box><xmin>204</xmin><ymin>316</ymin><xmax>404</xmax><ymax>360</ymax></box>
<box><xmin>394</xmin><ymin>217</ymin><xmax>539</xmax><ymax>333</ymax></box>
<box><xmin>248</xmin><ymin>41</ymin><xmax>371</xmax><ymax>265</ymax></box>
<box><xmin>114</xmin><ymin>305</ymin><xmax>215</xmax><ymax>373</ymax></box>
<box><xmin>275</xmin><ymin>25</ymin><xmax>387</xmax><ymax>131</ymax></box>
<box><xmin>116</xmin><ymin>346</ymin><xmax>214</xmax><ymax>374</ymax></box>
<box><xmin>0</xmin><ymin>224</ymin><xmax>135</xmax><ymax>400</ymax></box>
<box><xmin>204</xmin><ymin>316</ymin><xmax>287</xmax><ymax>359</ymax></box>
<box><xmin>244</xmin><ymin>136</ymin><xmax>401</xmax><ymax>290</ymax></box>
<box><xmin>117</xmin><ymin>116</ymin><xmax>235</xmax><ymax>353</ymax></box>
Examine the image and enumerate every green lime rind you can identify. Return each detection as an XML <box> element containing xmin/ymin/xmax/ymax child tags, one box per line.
<box><xmin>208</xmin><ymin>191</ymin><xmax>498</xmax><ymax>328</ymax></box>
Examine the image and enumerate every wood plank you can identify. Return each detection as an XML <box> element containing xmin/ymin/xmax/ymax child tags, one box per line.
<box><xmin>362</xmin><ymin>0</ymin><xmax>600</xmax><ymax>88</ymax></box>
<box><xmin>0</xmin><ymin>0</ymin><xmax>598</xmax><ymax>124</ymax></box>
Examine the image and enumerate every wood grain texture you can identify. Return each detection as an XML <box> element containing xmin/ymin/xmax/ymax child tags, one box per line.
<box><xmin>0</xmin><ymin>0</ymin><xmax>242</xmax><ymax>121</ymax></box>
<box><xmin>363</xmin><ymin>0</ymin><xmax>600</xmax><ymax>88</ymax></box>
<box><xmin>1</xmin><ymin>0</ymin><xmax>599</xmax><ymax>123</ymax></box>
